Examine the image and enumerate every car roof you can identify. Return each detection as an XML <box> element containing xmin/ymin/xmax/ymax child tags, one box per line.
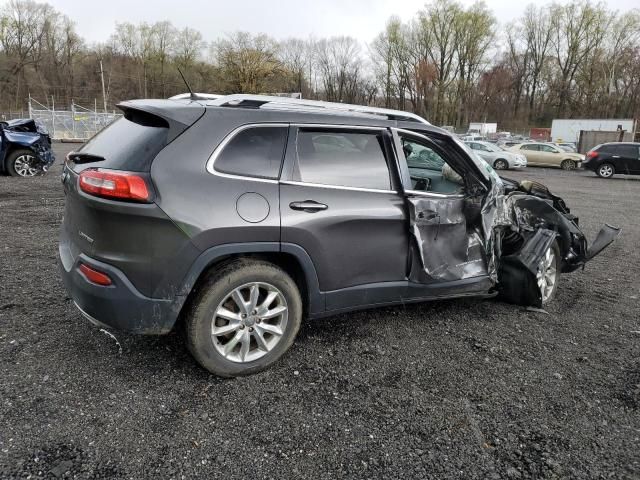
<box><xmin>205</xmin><ymin>94</ymin><xmax>431</xmax><ymax>124</ymax></box>
<box><xmin>122</xmin><ymin>95</ymin><xmax>453</xmax><ymax>139</ymax></box>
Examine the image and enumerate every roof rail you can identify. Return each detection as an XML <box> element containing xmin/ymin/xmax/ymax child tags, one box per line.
<box><xmin>206</xmin><ymin>94</ymin><xmax>430</xmax><ymax>124</ymax></box>
<box><xmin>169</xmin><ymin>93</ymin><xmax>224</xmax><ymax>100</ymax></box>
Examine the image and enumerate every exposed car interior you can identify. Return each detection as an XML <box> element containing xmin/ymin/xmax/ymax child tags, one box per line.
<box><xmin>398</xmin><ymin>132</ymin><xmax>489</xmax><ymax>283</ymax></box>
<box><xmin>402</xmin><ymin>138</ymin><xmax>463</xmax><ymax>194</ymax></box>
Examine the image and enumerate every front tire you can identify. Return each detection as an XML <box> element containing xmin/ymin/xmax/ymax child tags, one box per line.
<box><xmin>537</xmin><ymin>241</ymin><xmax>561</xmax><ymax>306</ymax></box>
<box><xmin>560</xmin><ymin>159</ymin><xmax>576</xmax><ymax>171</ymax></box>
<box><xmin>185</xmin><ymin>259</ymin><xmax>302</xmax><ymax>377</ymax></box>
<box><xmin>6</xmin><ymin>149</ymin><xmax>39</xmax><ymax>177</ymax></box>
<box><xmin>596</xmin><ymin>163</ymin><xmax>615</xmax><ymax>178</ymax></box>
<box><xmin>493</xmin><ymin>159</ymin><xmax>509</xmax><ymax>170</ymax></box>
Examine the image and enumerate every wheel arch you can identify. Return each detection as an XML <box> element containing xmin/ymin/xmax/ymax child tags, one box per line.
<box><xmin>172</xmin><ymin>242</ymin><xmax>323</xmax><ymax>330</ymax></box>
<box><xmin>3</xmin><ymin>144</ymin><xmax>38</xmax><ymax>171</ymax></box>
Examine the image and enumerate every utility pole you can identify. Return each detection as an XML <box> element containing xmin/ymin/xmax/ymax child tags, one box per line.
<box><xmin>100</xmin><ymin>60</ymin><xmax>107</xmax><ymax>113</ymax></box>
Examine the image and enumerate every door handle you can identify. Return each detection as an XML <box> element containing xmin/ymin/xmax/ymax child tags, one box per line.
<box><xmin>289</xmin><ymin>200</ymin><xmax>328</xmax><ymax>213</ymax></box>
<box><xmin>612</xmin><ymin>155</ymin><xmax>620</xmax><ymax>158</ymax></box>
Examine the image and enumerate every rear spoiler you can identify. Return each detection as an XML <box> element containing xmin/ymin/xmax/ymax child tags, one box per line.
<box><xmin>117</xmin><ymin>99</ymin><xmax>206</xmax><ymax>142</ymax></box>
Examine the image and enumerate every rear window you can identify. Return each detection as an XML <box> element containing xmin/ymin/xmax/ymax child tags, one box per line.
<box><xmin>75</xmin><ymin>113</ymin><xmax>169</xmax><ymax>172</ymax></box>
<box><xmin>214</xmin><ymin>126</ymin><xmax>288</xmax><ymax>179</ymax></box>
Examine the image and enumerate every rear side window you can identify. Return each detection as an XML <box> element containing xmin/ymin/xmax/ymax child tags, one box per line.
<box><xmin>294</xmin><ymin>130</ymin><xmax>391</xmax><ymax>190</ymax></box>
<box><xmin>617</xmin><ymin>145</ymin><xmax>640</xmax><ymax>157</ymax></box>
<box><xmin>599</xmin><ymin>144</ymin><xmax>639</xmax><ymax>157</ymax></box>
<box><xmin>522</xmin><ymin>144</ymin><xmax>540</xmax><ymax>151</ymax></box>
<box><xmin>539</xmin><ymin>145</ymin><xmax>557</xmax><ymax>153</ymax></box>
<box><xmin>215</xmin><ymin>126</ymin><xmax>287</xmax><ymax>179</ymax></box>
<box><xmin>76</xmin><ymin>113</ymin><xmax>169</xmax><ymax>172</ymax></box>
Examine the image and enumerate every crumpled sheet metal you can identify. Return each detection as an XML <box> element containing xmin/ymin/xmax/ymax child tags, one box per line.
<box><xmin>408</xmin><ymin>177</ymin><xmax>587</xmax><ymax>286</ymax></box>
<box><xmin>408</xmin><ymin>196</ymin><xmax>487</xmax><ymax>282</ymax></box>
<box><xmin>479</xmin><ymin>178</ymin><xmax>506</xmax><ymax>282</ymax></box>
<box><xmin>481</xmin><ymin>185</ymin><xmax>580</xmax><ymax>282</ymax></box>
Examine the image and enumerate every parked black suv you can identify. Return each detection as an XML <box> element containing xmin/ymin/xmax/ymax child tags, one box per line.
<box><xmin>59</xmin><ymin>95</ymin><xmax>620</xmax><ymax>376</ymax></box>
<box><xmin>584</xmin><ymin>142</ymin><xmax>640</xmax><ymax>178</ymax></box>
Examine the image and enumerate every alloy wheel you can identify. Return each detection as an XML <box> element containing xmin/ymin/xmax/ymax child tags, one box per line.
<box><xmin>211</xmin><ymin>282</ymin><xmax>288</xmax><ymax>363</ymax></box>
<box><xmin>598</xmin><ymin>164</ymin><xmax>613</xmax><ymax>178</ymax></box>
<box><xmin>561</xmin><ymin>160</ymin><xmax>576</xmax><ymax>171</ymax></box>
<box><xmin>13</xmin><ymin>154</ymin><xmax>38</xmax><ymax>177</ymax></box>
<box><xmin>536</xmin><ymin>247</ymin><xmax>557</xmax><ymax>303</ymax></box>
<box><xmin>494</xmin><ymin>159</ymin><xmax>508</xmax><ymax>170</ymax></box>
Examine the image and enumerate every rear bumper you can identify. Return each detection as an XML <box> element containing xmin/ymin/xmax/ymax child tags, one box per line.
<box><xmin>58</xmin><ymin>243</ymin><xmax>178</xmax><ymax>334</ymax></box>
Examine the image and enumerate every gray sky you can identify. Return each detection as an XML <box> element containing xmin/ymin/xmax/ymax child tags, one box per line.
<box><xmin>44</xmin><ymin>0</ymin><xmax>639</xmax><ymax>45</ymax></box>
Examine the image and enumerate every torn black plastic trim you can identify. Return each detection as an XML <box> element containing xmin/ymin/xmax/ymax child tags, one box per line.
<box><xmin>586</xmin><ymin>224</ymin><xmax>621</xmax><ymax>261</ymax></box>
<box><xmin>497</xmin><ymin>229</ymin><xmax>556</xmax><ymax>307</ymax></box>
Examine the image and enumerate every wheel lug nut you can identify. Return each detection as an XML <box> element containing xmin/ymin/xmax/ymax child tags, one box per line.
<box><xmin>249</xmin><ymin>327</ymin><xmax>254</xmax><ymax>332</ymax></box>
<box><xmin>256</xmin><ymin>319</ymin><xmax>261</xmax><ymax>324</ymax></box>
<box><xmin>239</xmin><ymin>325</ymin><xmax>245</xmax><ymax>329</ymax></box>
<box><xmin>241</xmin><ymin>313</ymin><xmax>247</xmax><ymax>319</ymax></box>
<box><xmin>252</xmin><ymin>310</ymin><xmax>257</xmax><ymax>315</ymax></box>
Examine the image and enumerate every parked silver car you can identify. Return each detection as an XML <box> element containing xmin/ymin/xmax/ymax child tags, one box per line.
<box><xmin>465</xmin><ymin>140</ymin><xmax>527</xmax><ymax>170</ymax></box>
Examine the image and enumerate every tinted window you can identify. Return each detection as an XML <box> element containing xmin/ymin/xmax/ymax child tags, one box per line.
<box><xmin>522</xmin><ymin>144</ymin><xmax>540</xmax><ymax>151</ymax></box>
<box><xmin>215</xmin><ymin>126</ymin><xmax>288</xmax><ymax>179</ymax></box>
<box><xmin>77</xmin><ymin>116</ymin><xmax>169</xmax><ymax>172</ymax></box>
<box><xmin>294</xmin><ymin>130</ymin><xmax>391</xmax><ymax>190</ymax></box>
<box><xmin>617</xmin><ymin>145</ymin><xmax>640</xmax><ymax>158</ymax></box>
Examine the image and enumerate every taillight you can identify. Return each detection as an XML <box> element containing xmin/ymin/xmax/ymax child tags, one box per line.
<box><xmin>79</xmin><ymin>168</ymin><xmax>151</xmax><ymax>202</ymax></box>
<box><xmin>586</xmin><ymin>151</ymin><xmax>598</xmax><ymax>159</ymax></box>
<box><xmin>79</xmin><ymin>263</ymin><xmax>112</xmax><ymax>286</ymax></box>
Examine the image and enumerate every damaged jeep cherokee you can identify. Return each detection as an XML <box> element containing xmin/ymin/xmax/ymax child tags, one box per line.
<box><xmin>58</xmin><ymin>95</ymin><xmax>620</xmax><ymax>376</ymax></box>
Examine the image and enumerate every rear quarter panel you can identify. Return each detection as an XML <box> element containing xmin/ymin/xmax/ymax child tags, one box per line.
<box><xmin>150</xmin><ymin>108</ymin><xmax>283</xmax><ymax>251</ymax></box>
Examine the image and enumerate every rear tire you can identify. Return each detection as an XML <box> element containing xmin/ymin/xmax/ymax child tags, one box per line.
<box><xmin>493</xmin><ymin>159</ymin><xmax>509</xmax><ymax>170</ymax></box>
<box><xmin>560</xmin><ymin>159</ymin><xmax>576</xmax><ymax>171</ymax></box>
<box><xmin>6</xmin><ymin>149</ymin><xmax>38</xmax><ymax>177</ymax></box>
<box><xmin>185</xmin><ymin>259</ymin><xmax>302</xmax><ymax>377</ymax></box>
<box><xmin>596</xmin><ymin>163</ymin><xmax>614</xmax><ymax>178</ymax></box>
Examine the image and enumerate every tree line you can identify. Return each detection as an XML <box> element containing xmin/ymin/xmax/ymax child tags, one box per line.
<box><xmin>1</xmin><ymin>0</ymin><xmax>639</xmax><ymax>129</ymax></box>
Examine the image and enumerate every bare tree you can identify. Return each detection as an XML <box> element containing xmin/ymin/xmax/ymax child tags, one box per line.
<box><xmin>212</xmin><ymin>32</ymin><xmax>284</xmax><ymax>94</ymax></box>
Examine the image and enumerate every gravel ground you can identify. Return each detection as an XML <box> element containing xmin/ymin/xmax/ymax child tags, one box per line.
<box><xmin>1</xmin><ymin>143</ymin><xmax>638</xmax><ymax>479</ymax></box>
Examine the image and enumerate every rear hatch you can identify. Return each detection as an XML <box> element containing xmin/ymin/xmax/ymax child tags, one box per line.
<box><xmin>60</xmin><ymin>100</ymin><xmax>205</xmax><ymax>298</ymax></box>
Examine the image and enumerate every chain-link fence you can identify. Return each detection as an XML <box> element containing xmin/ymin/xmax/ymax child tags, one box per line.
<box><xmin>26</xmin><ymin>98</ymin><xmax>122</xmax><ymax>141</ymax></box>
<box><xmin>0</xmin><ymin>111</ymin><xmax>30</xmax><ymax>121</ymax></box>
<box><xmin>12</xmin><ymin>93</ymin><xmax>301</xmax><ymax>140</ymax></box>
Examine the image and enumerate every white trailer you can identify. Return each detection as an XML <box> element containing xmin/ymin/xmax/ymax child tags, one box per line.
<box><xmin>551</xmin><ymin>119</ymin><xmax>636</xmax><ymax>143</ymax></box>
<box><xmin>468</xmin><ymin>122</ymin><xmax>497</xmax><ymax>136</ymax></box>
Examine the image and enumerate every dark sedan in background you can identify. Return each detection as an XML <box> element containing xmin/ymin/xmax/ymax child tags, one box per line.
<box><xmin>0</xmin><ymin>118</ymin><xmax>56</xmax><ymax>177</ymax></box>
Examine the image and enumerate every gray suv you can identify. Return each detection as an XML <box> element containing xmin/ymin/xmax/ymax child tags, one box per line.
<box><xmin>59</xmin><ymin>95</ymin><xmax>619</xmax><ymax>376</ymax></box>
